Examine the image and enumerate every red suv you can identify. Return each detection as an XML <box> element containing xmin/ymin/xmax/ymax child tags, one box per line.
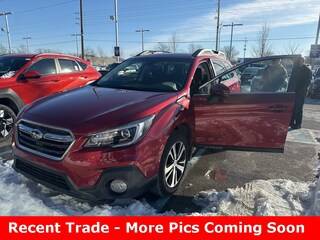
<box><xmin>0</xmin><ymin>53</ymin><xmax>101</xmax><ymax>142</ymax></box>
<box><xmin>12</xmin><ymin>50</ymin><xmax>295</xmax><ymax>201</ymax></box>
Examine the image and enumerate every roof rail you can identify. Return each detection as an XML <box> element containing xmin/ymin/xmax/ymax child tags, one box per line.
<box><xmin>136</xmin><ymin>50</ymin><xmax>171</xmax><ymax>56</ymax></box>
<box><xmin>192</xmin><ymin>49</ymin><xmax>226</xmax><ymax>59</ymax></box>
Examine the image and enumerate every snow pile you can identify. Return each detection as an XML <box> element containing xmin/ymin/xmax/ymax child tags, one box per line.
<box><xmin>306</xmin><ymin>177</ymin><xmax>320</xmax><ymax>215</ymax></box>
<box><xmin>0</xmin><ymin>161</ymin><xmax>156</xmax><ymax>216</ymax></box>
<box><xmin>193</xmin><ymin>179</ymin><xmax>317</xmax><ymax>216</ymax></box>
<box><xmin>0</xmin><ymin>159</ymin><xmax>319</xmax><ymax>216</ymax></box>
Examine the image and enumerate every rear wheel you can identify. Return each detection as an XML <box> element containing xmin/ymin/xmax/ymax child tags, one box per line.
<box><xmin>0</xmin><ymin>104</ymin><xmax>16</xmax><ymax>143</ymax></box>
<box><xmin>154</xmin><ymin>131</ymin><xmax>190</xmax><ymax>196</ymax></box>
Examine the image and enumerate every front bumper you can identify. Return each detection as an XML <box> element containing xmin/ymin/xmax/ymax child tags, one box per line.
<box><xmin>13</xmin><ymin>157</ymin><xmax>155</xmax><ymax>202</ymax></box>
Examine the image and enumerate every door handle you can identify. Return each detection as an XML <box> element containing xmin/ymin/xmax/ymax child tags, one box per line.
<box><xmin>268</xmin><ymin>105</ymin><xmax>287</xmax><ymax>113</ymax></box>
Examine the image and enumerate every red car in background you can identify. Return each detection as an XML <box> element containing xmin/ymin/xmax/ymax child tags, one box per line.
<box><xmin>13</xmin><ymin>50</ymin><xmax>295</xmax><ymax>202</ymax></box>
<box><xmin>0</xmin><ymin>53</ymin><xmax>101</xmax><ymax>142</ymax></box>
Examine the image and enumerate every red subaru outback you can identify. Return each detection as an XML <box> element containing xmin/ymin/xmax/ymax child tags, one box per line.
<box><xmin>0</xmin><ymin>53</ymin><xmax>101</xmax><ymax>142</ymax></box>
<box><xmin>12</xmin><ymin>50</ymin><xmax>296</xmax><ymax>201</ymax></box>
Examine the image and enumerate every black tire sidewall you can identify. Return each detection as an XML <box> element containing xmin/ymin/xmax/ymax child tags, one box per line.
<box><xmin>0</xmin><ymin>104</ymin><xmax>16</xmax><ymax>143</ymax></box>
<box><xmin>156</xmin><ymin>131</ymin><xmax>190</xmax><ymax>196</ymax></box>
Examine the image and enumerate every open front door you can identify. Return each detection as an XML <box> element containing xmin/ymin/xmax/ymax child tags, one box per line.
<box><xmin>193</xmin><ymin>55</ymin><xmax>298</xmax><ymax>152</ymax></box>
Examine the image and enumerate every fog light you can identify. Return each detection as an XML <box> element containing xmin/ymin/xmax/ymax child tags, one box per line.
<box><xmin>110</xmin><ymin>179</ymin><xmax>127</xmax><ymax>193</ymax></box>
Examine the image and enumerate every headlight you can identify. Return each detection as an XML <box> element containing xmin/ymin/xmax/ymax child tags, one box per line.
<box><xmin>85</xmin><ymin>115</ymin><xmax>155</xmax><ymax>148</ymax></box>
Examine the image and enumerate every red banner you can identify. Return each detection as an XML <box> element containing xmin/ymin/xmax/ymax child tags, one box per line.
<box><xmin>0</xmin><ymin>216</ymin><xmax>318</xmax><ymax>240</ymax></box>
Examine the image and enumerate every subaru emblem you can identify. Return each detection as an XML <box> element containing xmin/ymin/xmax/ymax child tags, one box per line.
<box><xmin>30</xmin><ymin>129</ymin><xmax>43</xmax><ymax>140</ymax></box>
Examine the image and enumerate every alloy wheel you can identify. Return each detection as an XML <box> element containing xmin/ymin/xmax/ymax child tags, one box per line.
<box><xmin>164</xmin><ymin>141</ymin><xmax>187</xmax><ymax>188</ymax></box>
<box><xmin>0</xmin><ymin>109</ymin><xmax>14</xmax><ymax>139</ymax></box>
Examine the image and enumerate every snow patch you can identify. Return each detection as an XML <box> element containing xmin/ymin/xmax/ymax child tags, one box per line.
<box><xmin>0</xmin><ymin>160</ymin><xmax>319</xmax><ymax>216</ymax></box>
<box><xmin>193</xmin><ymin>179</ymin><xmax>317</xmax><ymax>216</ymax></box>
<box><xmin>0</xmin><ymin>161</ymin><xmax>156</xmax><ymax>216</ymax></box>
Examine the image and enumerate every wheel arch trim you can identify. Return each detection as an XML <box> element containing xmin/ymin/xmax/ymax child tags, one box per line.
<box><xmin>0</xmin><ymin>88</ymin><xmax>25</xmax><ymax>113</ymax></box>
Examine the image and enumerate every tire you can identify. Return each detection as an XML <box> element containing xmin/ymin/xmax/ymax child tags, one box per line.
<box><xmin>154</xmin><ymin>130</ymin><xmax>190</xmax><ymax>197</ymax></box>
<box><xmin>0</xmin><ymin>104</ymin><xmax>16</xmax><ymax>143</ymax></box>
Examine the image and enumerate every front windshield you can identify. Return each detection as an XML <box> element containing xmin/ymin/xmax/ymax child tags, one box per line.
<box><xmin>0</xmin><ymin>56</ymin><xmax>30</xmax><ymax>77</ymax></box>
<box><xmin>95</xmin><ymin>58</ymin><xmax>192</xmax><ymax>92</ymax></box>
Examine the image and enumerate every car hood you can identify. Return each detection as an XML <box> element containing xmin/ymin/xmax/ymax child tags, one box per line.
<box><xmin>22</xmin><ymin>86</ymin><xmax>178</xmax><ymax>134</ymax></box>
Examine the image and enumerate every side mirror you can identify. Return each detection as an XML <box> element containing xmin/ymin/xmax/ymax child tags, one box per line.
<box><xmin>18</xmin><ymin>70</ymin><xmax>41</xmax><ymax>81</ymax></box>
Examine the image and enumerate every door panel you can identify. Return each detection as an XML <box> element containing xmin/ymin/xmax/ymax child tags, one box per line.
<box><xmin>193</xmin><ymin>55</ymin><xmax>299</xmax><ymax>152</ymax></box>
<box><xmin>193</xmin><ymin>93</ymin><xmax>294</xmax><ymax>151</ymax></box>
<box><xmin>14</xmin><ymin>58</ymin><xmax>60</xmax><ymax>104</ymax></box>
<box><xmin>17</xmin><ymin>74</ymin><xmax>60</xmax><ymax>103</ymax></box>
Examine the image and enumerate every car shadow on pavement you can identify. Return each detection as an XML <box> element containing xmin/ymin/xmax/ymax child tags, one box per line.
<box><xmin>159</xmin><ymin>195</ymin><xmax>203</xmax><ymax>213</ymax></box>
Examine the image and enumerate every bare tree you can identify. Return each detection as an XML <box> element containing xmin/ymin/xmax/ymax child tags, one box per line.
<box><xmin>169</xmin><ymin>32</ymin><xmax>178</xmax><ymax>53</ymax></box>
<box><xmin>156</xmin><ymin>42</ymin><xmax>170</xmax><ymax>52</ymax></box>
<box><xmin>15</xmin><ymin>45</ymin><xmax>28</xmax><ymax>54</ymax></box>
<box><xmin>252</xmin><ymin>23</ymin><xmax>273</xmax><ymax>57</ymax></box>
<box><xmin>222</xmin><ymin>46</ymin><xmax>239</xmax><ymax>61</ymax></box>
<box><xmin>96</xmin><ymin>46</ymin><xmax>106</xmax><ymax>58</ymax></box>
<box><xmin>188</xmin><ymin>43</ymin><xmax>203</xmax><ymax>53</ymax></box>
<box><xmin>285</xmin><ymin>42</ymin><xmax>301</xmax><ymax>55</ymax></box>
<box><xmin>155</xmin><ymin>33</ymin><xmax>181</xmax><ymax>53</ymax></box>
<box><xmin>85</xmin><ymin>47</ymin><xmax>96</xmax><ymax>58</ymax></box>
<box><xmin>35</xmin><ymin>48</ymin><xmax>59</xmax><ymax>53</ymax></box>
<box><xmin>0</xmin><ymin>43</ymin><xmax>7</xmax><ymax>54</ymax></box>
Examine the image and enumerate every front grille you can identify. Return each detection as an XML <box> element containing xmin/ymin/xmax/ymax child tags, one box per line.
<box><xmin>17</xmin><ymin>120</ymin><xmax>74</xmax><ymax>160</ymax></box>
<box><xmin>15</xmin><ymin>159</ymin><xmax>70</xmax><ymax>190</ymax></box>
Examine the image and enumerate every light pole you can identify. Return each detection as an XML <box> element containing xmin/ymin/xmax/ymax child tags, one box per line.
<box><xmin>136</xmin><ymin>28</ymin><xmax>150</xmax><ymax>51</ymax></box>
<box><xmin>215</xmin><ymin>0</ymin><xmax>221</xmax><ymax>51</ymax></box>
<box><xmin>115</xmin><ymin>0</ymin><xmax>120</xmax><ymax>62</ymax></box>
<box><xmin>22</xmin><ymin>37</ymin><xmax>31</xmax><ymax>52</ymax></box>
<box><xmin>223</xmin><ymin>22</ymin><xmax>243</xmax><ymax>59</ymax></box>
<box><xmin>316</xmin><ymin>13</ymin><xmax>320</xmax><ymax>44</ymax></box>
<box><xmin>79</xmin><ymin>0</ymin><xmax>85</xmax><ymax>59</ymax></box>
<box><xmin>0</xmin><ymin>12</ymin><xmax>12</xmax><ymax>54</ymax></box>
<box><xmin>218</xmin><ymin>22</ymin><xmax>223</xmax><ymax>50</ymax></box>
<box><xmin>71</xmin><ymin>33</ymin><xmax>81</xmax><ymax>56</ymax></box>
<box><xmin>110</xmin><ymin>0</ymin><xmax>120</xmax><ymax>62</ymax></box>
<box><xmin>243</xmin><ymin>38</ymin><xmax>247</xmax><ymax>60</ymax></box>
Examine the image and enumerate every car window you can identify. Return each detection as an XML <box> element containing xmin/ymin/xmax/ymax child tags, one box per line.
<box><xmin>191</xmin><ymin>62</ymin><xmax>212</xmax><ymax>95</ymax></box>
<box><xmin>59</xmin><ymin>59</ymin><xmax>81</xmax><ymax>73</ymax></box>
<box><xmin>211</xmin><ymin>61</ymin><xmax>225</xmax><ymax>75</ymax></box>
<box><xmin>211</xmin><ymin>60</ymin><xmax>235</xmax><ymax>82</ymax></box>
<box><xmin>222</xmin><ymin>61</ymin><xmax>233</xmax><ymax>70</ymax></box>
<box><xmin>0</xmin><ymin>56</ymin><xmax>30</xmax><ymax>78</ymax></box>
<box><xmin>203</xmin><ymin>56</ymin><xmax>296</xmax><ymax>94</ymax></box>
<box><xmin>77</xmin><ymin>61</ymin><xmax>87</xmax><ymax>70</ymax></box>
<box><xmin>96</xmin><ymin>58</ymin><xmax>192</xmax><ymax>92</ymax></box>
<box><xmin>29</xmin><ymin>59</ymin><xmax>57</xmax><ymax>75</ymax></box>
<box><xmin>221</xmin><ymin>71</ymin><xmax>236</xmax><ymax>82</ymax></box>
<box><xmin>240</xmin><ymin>59</ymin><xmax>291</xmax><ymax>93</ymax></box>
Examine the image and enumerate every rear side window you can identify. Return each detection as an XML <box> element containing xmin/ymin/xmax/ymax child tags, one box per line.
<box><xmin>192</xmin><ymin>62</ymin><xmax>212</xmax><ymax>95</ymax></box>
<box><xmin>29</xmin><ymin>59</ymin><xmax>57</xmax><ymax>75</ymax></box>
<box><xmin>222</xmin><ymin>61</ymin><xmax>232</xmax><ymax>70</ymax></box>
<box><xmin>77</xmin><ymin>61</ymin><xmax>87</xmax><ymax>70</ymax></box>
<box><xmin>211</xmin><ymin>61</ymin><xmax>225</xmax><ymax>75</ymax></box>
<box><xmin>59</xmin><ymin>59</ymin><xmax>81</xmax><ymax>73</ymax></box>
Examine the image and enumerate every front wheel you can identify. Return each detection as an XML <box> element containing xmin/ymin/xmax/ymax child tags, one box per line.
<box><xmin>0</xmin><ymin>104</ymin><xmax>16</xmax><ymax>143</ymax></box>
<box><xmin>154</xmin><ymin>131</ymin><xmax>190</xmax><ymax>196</ymax></box>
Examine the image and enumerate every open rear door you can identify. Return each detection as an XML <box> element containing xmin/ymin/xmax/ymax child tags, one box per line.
<box><xmin>193</xmin><ymin>55</ymin><xmax>297</xmax><ymax>152</ymax></box>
